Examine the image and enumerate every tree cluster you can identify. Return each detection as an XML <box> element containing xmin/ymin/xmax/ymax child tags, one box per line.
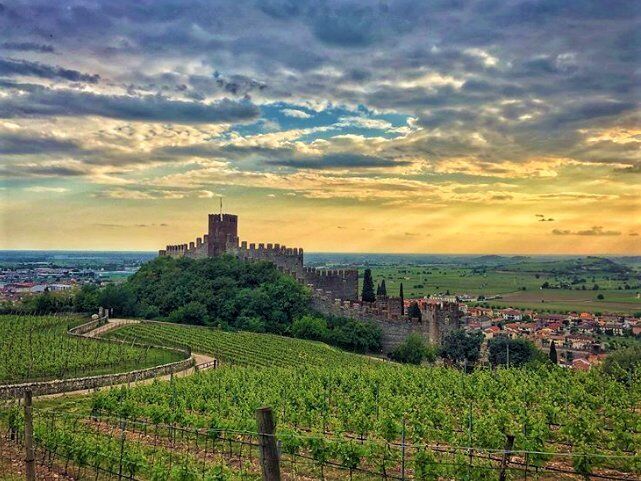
<box><xmin>91</xmin><ymin>255</ymin><xmax>311</xmax><ymax>334</ymax></box>
<box><xmin>487</xmin><ymin>337</ymin><xmax>546</xmax><ymax>367</ymax></box>
<box><xmin>291</xmin><ymin>314</ymin><xmax>382</xmax><ymax>353</ymax></box>
<box><xmin>439</xmin><ymin>329</ymin><xmax>484</xmax><ymax>368</ymax></box>
<box><xmin>389</xmin><ymin>333</ymin><xmax>437</xmax><ymax>365</ymax></box>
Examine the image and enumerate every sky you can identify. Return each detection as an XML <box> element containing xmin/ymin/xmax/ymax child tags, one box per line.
<box><xmin>0</xmin><ymin>0</ymin><xmax>639</xmax><ymax>254</ymax></box>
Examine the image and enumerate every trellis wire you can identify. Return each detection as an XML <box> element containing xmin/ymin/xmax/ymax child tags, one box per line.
<box><xmin>2</xmin><ymin>408</ymin><xmax>637</xmax><ymax>481</ymax></box>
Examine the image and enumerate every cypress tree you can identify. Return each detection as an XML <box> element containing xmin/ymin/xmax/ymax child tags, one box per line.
<box><xmin>400</xmin><ymin>282</ymin><xmax>404</xmax><ymax>315</ymax></box>
<box><xmin>549</xmin><ymin>340</ymin><xmax>558</xmax><ymax>364</ymax></box>
<box><xmin>362</xmin><ymin>269</ymin><xmax>376</xmax><ymax>302</ymax></box>
<box><xmin>376</xmin><ymin>282</ymin><xmax>381</xmax><ymax>296</ymax></box>
<box><xmin>380</xmin><ymin>280</ymin><xmax>387</xmax><ymax>296</ymax></box>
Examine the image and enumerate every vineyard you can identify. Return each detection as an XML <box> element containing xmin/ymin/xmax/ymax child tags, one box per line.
<box><xmin>105</xmin><ymin>322</ymin><xmax>371</xmax><ymax>368</ymax></box>
<box><xmin>85</xmin><ymin>360</ymin><xmax>641</xmax><ymax>479</ymax></box>
<box><xmin>0</xmin><ymin>315</ymin><xmax>183</xmax><ymax>383</ymax></box>
<box><xmin>1</xmin><ymin>319</ymin><xmax>640</xmax><ymax>480</ymax></box>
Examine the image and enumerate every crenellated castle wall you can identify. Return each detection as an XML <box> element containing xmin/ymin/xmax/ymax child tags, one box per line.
<box><xmin>302</xmin><ymin>267</ymin><xmax>359</xmax><ymax>301</ymax></box>
<box><xmin>233</xmin><ymin>241</ymin><xmax>305</xmax><ymax>278</ymax></box>
<box><xmin>310</xmin><ymin>291</ymin><xmax>461</xmax><ymax>351</ymax></box>
<box><xmin>158</xmin><ymin>212</ymin><xmax>461</xmax><ymax>352</ymax></box>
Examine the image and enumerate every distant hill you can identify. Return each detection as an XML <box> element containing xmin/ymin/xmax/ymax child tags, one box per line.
<box><xmin>472</xmin><ymin>255</ymin><xmax>531</xmax><ymax>266</ymax></box>
<box><xmin>503</xmin><ymin>256</ymin><xmax>632</xmax><ymax>275</ymax></box>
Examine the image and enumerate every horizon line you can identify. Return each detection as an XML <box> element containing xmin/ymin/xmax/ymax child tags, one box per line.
<box><xmin>0</xmin><ymin>249</ymin><xmax>639</xmax><ymax>257</ymax></box>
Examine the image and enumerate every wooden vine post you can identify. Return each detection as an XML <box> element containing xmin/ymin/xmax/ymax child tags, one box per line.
<box><xmin>256</xmin><ymin>407</ymin><xmax>281</xmax><ymax>481</ymax></box>
<box><xmin>24</xmin><ymin>389</ymin><xmax>36</xmax><ymax>481</ymax></box>
<box><xmin>499</xmin><ymin>434</ymin><xmax>515</xmax><ymax>481</ymax></box>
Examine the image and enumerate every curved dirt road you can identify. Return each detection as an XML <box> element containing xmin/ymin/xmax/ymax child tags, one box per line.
<box><xmin>37</xmin><ymin>319</ymin><xmax>217</xmax><ymax>399</ymax></box>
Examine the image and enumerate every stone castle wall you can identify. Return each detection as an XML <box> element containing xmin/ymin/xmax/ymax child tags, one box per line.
<box><xmin>159</xmin><ymin>213</ymin><xmax>360</xmax><ymax>302</ymax></box>
<box><xmin>158</xmin><ymin>212</ymin><xmax>461</xmax><ymax>352</ymax></box>
<box><xmin>310</xmin><ymin>290</ymin><xmax>461</xmax><ymax>351</ymax></box>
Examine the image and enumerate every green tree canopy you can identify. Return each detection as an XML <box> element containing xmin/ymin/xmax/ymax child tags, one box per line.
<box><xmin>102</xmin><ymin>255</ymin><xmax>310</xmax><ymax>334</ymax></box>
<box><xmin>439</xmin><ymin>329</ymin><xmax>483</xmax><ymax>367</ymax></box>
<box><xmin>488</xmin><ymin>337</ymin><xmax>545</xmax><ymax>367</ymax></box>
<box><xmin>292</xmin><ymin>315</ymin><xmax>328</xmax><ymax>341</ymax></box>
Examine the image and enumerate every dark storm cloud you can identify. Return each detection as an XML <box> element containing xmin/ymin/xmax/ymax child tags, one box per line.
<box><xmin>0</xmin><ymin>0</ymin><xmax>638</xmax><ymax>172</ymax></box>
<box><xmin>0</xmin><ymin>58</ymin><xmax>100</xmax><ymax>82</ymax></box>
<box><xmin>0</xmin><ymin>83</ymin><xmax>260</xmax><ymax>123</ymax></box>
<box><xmin>0</xmin><ymin>133</ymin><xmax>82</xmax><ymax>155</ymax></box>
<box><xmin>0</xmin><ymin>163</ymin><xmax>88</xmax><ymax>178</ymax></box>
<box><xmin>268</xmin><ymin>153</ymin><xmax>410</xmax><ymax>170</ymax></box>
<box><xmin>1</xmin><ymin>42</ymin><xmax>55</xmax><ymax>53</ymax></box>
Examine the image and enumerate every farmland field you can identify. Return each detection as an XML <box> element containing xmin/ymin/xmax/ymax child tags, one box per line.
<box><xmin>356</xmin><ymin>257</ymin><xmax>641</xmax><ymax>314</ymax></box>
<box><xmin>480</xmin><ymin>289</ymin><xmax>641</xmax><ymax>314</ymax></box>
<box><xmin>0</xmin><ymin>315</ymin><xmax>183</xmax><ymax>383</ymax></box>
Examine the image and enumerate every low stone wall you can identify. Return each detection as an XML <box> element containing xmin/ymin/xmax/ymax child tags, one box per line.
<box><xmin>0</xmin><ymin>315</ymin><xmax>194</xmax><ymax>400</ymax></box>
<box><xmin>68</xmin><ymin>317</ymin><xmax>106</xmax><ymax>336</ymax></box>
<box><xmin>0</xmin><ymin>357</ymin><xmax>194</xmax><ymax>400</ymax></box>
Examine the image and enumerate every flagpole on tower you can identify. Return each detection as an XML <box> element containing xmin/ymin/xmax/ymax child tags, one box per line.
<box><xmin>219</xmin><ymin>196</ymin><xmax>223</xmax><ymax>216</ymax></box>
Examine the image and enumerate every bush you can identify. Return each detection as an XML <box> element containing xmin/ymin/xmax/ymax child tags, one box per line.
<box><xmin>292</xmin><ymin>315</ymin><xmax>328</xmax><ymax>341</ymax></box>
<box><xmin>97</xmin><ymin>284</ymin><xmax>136</xmax><ymax>316</ymax></box>
<box><xmin>74</xmin><ymin>284</ymin><xmax>100</xmax><ymax>312</ymax></box>
<box><xmin>603</xmin><ymin>345</ymin><xmax>641</xmax><ymax>380</ymax></box>
<box><xmin>327</xmin><ymin>318</ymin><xmax>382</xmax><ymax>353</ymax></box>
<box><xmin>389</xmin><ymin>333</ymin><xmax>435</xmax><ymax>365</ymax></box>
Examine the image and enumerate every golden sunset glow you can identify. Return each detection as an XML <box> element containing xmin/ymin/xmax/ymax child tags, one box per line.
<box><xmin>1</xmin><ymin>2</ymin><xmax>639</xmax><ymax>254</ymax></box>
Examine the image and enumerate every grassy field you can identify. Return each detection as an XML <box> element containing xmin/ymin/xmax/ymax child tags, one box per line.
<box><xmin>481</xmin><ymin>289</ymin><xmax>641</xmax><ymax>314</ymax></box>
<box><xmin>359</xmin><ymin>259</ymin><xmax>641</xmax><ymax>314</ymax></box>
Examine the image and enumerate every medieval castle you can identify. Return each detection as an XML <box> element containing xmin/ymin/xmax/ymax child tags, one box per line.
<box><xmin>160</xmin><ymin>212</ymin><xmax>461</xmax><ymax>351</ymax></box>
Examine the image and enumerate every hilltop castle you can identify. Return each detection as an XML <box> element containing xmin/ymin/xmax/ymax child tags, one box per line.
<box><xmin>159</xmin><ymin>212</ymin><xmax>460</xmax><ymax>351</ymax></box>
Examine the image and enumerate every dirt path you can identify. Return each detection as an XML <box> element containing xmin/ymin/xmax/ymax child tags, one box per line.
<box><xmin>35</xmin><ymin>320</ymin><xmax>217</xmax><ymax>400</ymax></box>
<box><xmin>85</xmin><ymin>317</ymin><xmax>139</xmax><ymax>337</ymax></box>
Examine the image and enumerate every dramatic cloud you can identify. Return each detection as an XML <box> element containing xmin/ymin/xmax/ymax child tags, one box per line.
<box><xmin>267</xmin><ymin>153</ymin><xmax>411</xmax><ymax>170</ymax></box>
<box><xmin>0</xmin><ymin>58</ymin><xmax>100</xmax><ymax>82</ymax></box>
<box><xmin>0</xmin><ymin>83</ymin><xmax>260</xmax><ymax>123</ymax></box>
<box><xmin>0</xmin><ymin>132</ymin><xmax>82</xmax><ymax>155</ymax></box>
<box><xmin>1</xmin><ymin>0</ymin><xmax>639</xmax><ymax>252</ymax></box>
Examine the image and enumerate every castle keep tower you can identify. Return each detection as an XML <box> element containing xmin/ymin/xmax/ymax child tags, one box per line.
<box><xmin>208</xmin><ymin>214</ymin><xmax>239</xmax><ymax>256</ymax></box>
<box><xmin>159</xmin><ymin>211</ymin><xmax>359</xmax><ymax>302</ymax></box>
